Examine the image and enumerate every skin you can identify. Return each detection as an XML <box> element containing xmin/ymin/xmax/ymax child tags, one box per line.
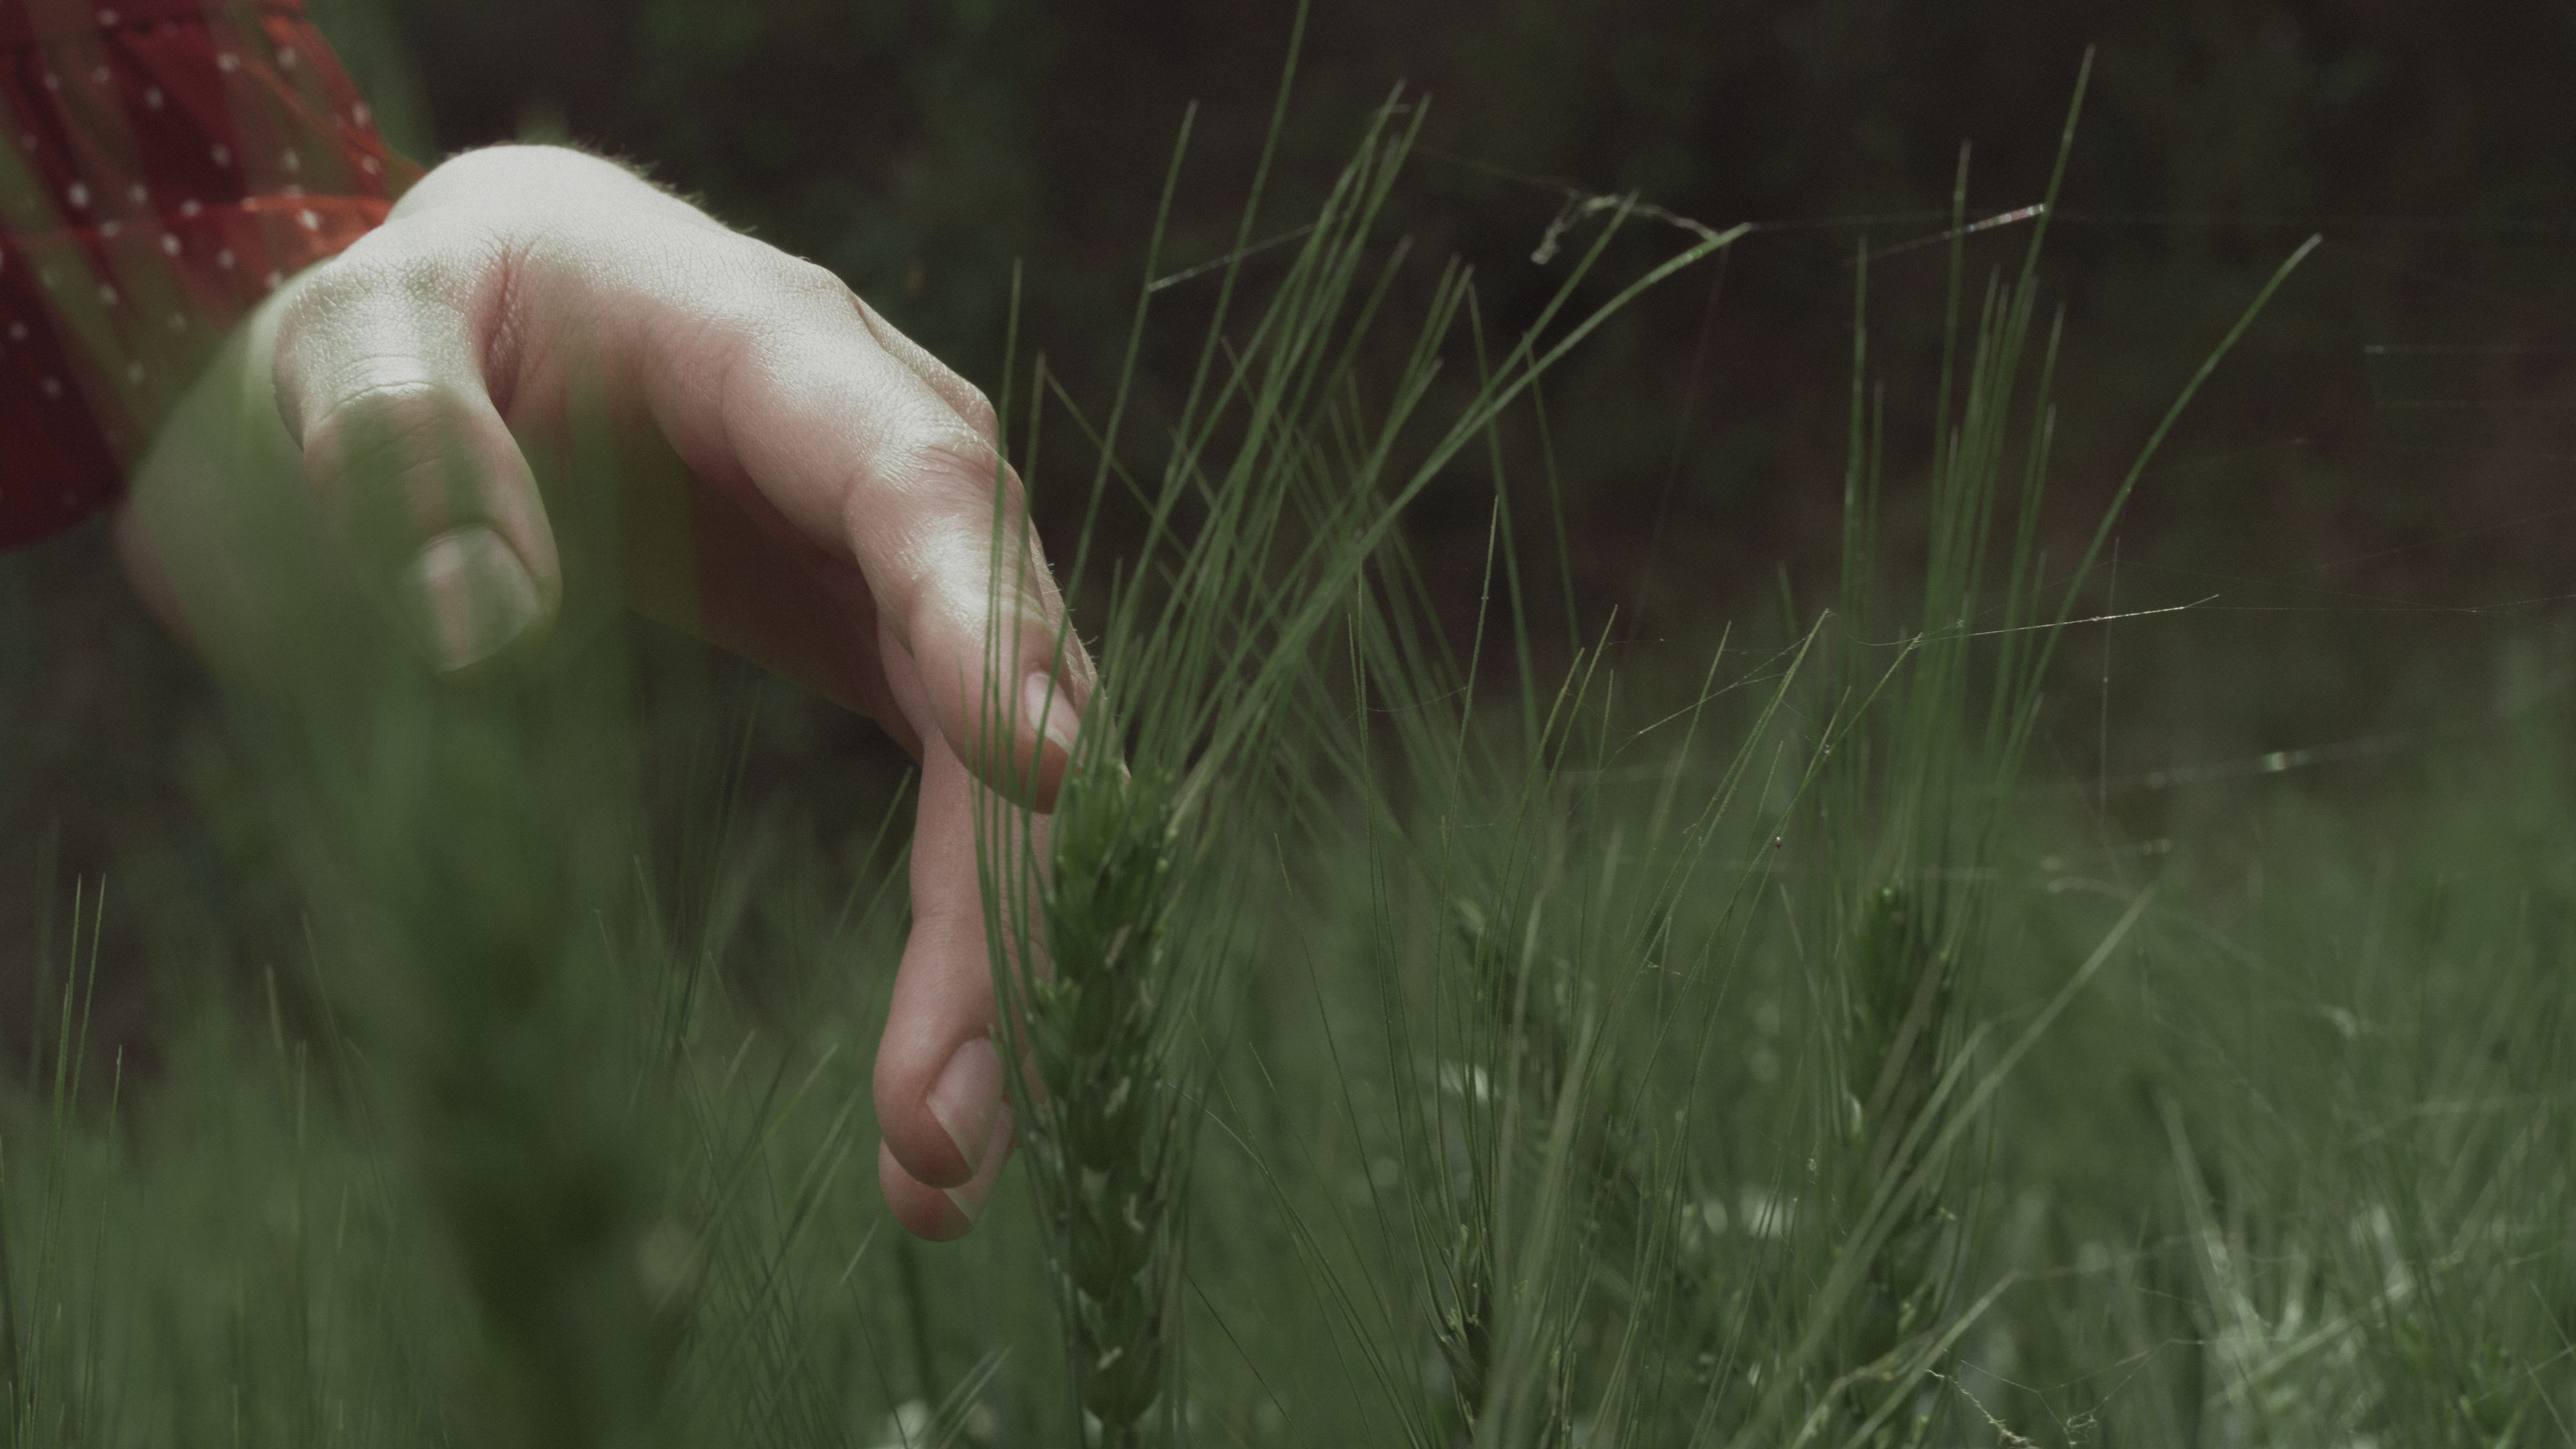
<box><xmin>111</xmin><ymin>143</ymin><xmax>1087</xmax><ymax>1242</ymax></box>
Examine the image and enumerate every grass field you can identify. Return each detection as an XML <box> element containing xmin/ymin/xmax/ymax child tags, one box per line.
<box><xmin>2</xmin><ymin>48</ymin><xmax>2572</xmax><ymax>1449</ymax></box>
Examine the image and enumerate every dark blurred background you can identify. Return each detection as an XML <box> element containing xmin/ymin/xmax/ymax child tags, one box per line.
<box><xmin>356</xmin><ymin>0</ymin><xmax>2576</xmax><ymax>706</ymax></box>
<box><xmin>11</xmin><ymin>0</ymin><xmax>2576</xmax><ymax>1052</ymax></box>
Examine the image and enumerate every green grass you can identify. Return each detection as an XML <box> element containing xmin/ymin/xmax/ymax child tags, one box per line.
<box><xmin>3</xmin><ymin>39</ymin><xmax>2573</xmax><ymax>1449</ymax></box>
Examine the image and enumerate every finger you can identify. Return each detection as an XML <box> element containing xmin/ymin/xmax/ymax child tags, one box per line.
<box><xmin>851</xmin><ymin>298</ymin><xmax>1000</xmax><ymax>445</ymax></box>
<box><xmin>873</xmin><ymin>729</ymin><xmax>1028</xmax><ymax>1236</ymax></box>
<box><xmin>880</xmin><ymin>1136</ymin><xmax>1008</xmax><ymax>1243</ymax></box>
<box><xmin>267</xmin><ymin>224</ymin><xmax>563</xmax><ymax>676</ymax></box>
<box><xmin>633</xmin><ymin>260</ymin><xmax>1095</xmax><ymax>810</ymax></box>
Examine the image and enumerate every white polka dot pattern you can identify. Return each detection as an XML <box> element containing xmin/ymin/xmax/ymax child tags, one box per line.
<box><xmin>0</xmin><ymin>0</ymin><xmax>419</xmax><ymax>547</ymax></box>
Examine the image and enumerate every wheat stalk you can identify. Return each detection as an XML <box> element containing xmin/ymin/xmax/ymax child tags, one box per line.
<box><xmin>1008</xmin><ymin>753</ymin><xmax>1191</xmax><ymax>1447</ymax></box>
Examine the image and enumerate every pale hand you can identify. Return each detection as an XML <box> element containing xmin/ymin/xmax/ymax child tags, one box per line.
<box><xmin>115</xmin><ymin>143</ymin><xmax>1084</xmax><ymax>1240</ymax></box>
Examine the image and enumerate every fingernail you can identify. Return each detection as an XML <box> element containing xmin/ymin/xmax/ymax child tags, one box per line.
<box><xmin>944</xmin><ymin>1103</ymin><xmax>1013</xmax><ymax>1227</ymax></box>
<box><xmin>927</xmin><ymin>1036</ymin><xmax>1004</xmax><ymax>1176</ymax></box>
<box><xmin>402</xmin><ymin>524</ymin><xmax>542</xmax><ymax>673</ymax></box>
<box><xmin>1021</xmin><ymin>670</ymin><xmax>1082</xmax><ymax>757</ymax></box>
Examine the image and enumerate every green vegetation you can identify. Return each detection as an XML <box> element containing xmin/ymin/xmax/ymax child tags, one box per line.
<box><xmin>4</xmin><ymin>46</ymin><xmax>2573</xmax><ymax>1449</ymax></box>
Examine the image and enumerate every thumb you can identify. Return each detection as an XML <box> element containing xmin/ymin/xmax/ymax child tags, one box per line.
<box><xmin>267</xmin><ymin>243</ymin><xmax>562</xmax><ymax>676</ymax></box>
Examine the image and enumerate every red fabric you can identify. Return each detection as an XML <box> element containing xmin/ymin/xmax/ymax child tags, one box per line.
<box><xmin>0</xmin><ymin>0</ymin><xmax>419</xmax><ymax>549</ymax></box>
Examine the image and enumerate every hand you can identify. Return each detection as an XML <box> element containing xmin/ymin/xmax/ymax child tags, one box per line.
<box><xmin>114</xmin><ymin>143</ymin><xmax>1087</xmax><ymax>1240</ymax></box>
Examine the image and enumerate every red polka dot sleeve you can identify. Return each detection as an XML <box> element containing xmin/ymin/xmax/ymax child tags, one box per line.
<box><xmin>0</xmin><ymin>0</ymin><xmax>420</xmax><ymax>549</ymax></box>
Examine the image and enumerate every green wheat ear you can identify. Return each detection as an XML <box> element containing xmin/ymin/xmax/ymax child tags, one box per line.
<box><xmin>1020</xmin><ymin>750</ymin><xmax>1190</xmax><ymax>1447</ymax></box>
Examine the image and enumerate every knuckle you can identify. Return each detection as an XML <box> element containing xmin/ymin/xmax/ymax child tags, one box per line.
<box><xmin>303</xmin><ymin>379</ymin><xmax>481</xmax><ymax>499</ymax></box>
<box><xmin>775</xmin><ymin>252</ymin><xmax>854</xmax><ymax>301</ymax></box>
<box><xmin>271</xmin><ymin>222</ymin><xmax>509</xmax><ymax>428</ymax></box>
<box><xmin>277</xmin><ymin>224</ymin><xmax>481</xmax><ymax>338</ymax></box>
<box><xmin>840</xmin><ymin>427</ymin><xmax>1018</xmax><ymax>613</ymax></box>
<box><xmin>314</xmin><ymin>376</ymin><xmax>465</xmax><ymax>440</ymax></box>
<box><xmin>695</xmin><ymin>249</ymin><xmax>846</xmax><ymax>357</ymax></box>
<box><xmin>732</xmin><ymin>250</ymin><xmax>853</xmax><ymax>323</ymax></box>
<box><xmin>895</xmin><ymin>425</ymin><xmax>1011</xmax><ymax>499</ymax></box>
<box><xmin>944</xmin><ymin>375</ymin><xmax>1000</xmax><ymax>441</ymax></box>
